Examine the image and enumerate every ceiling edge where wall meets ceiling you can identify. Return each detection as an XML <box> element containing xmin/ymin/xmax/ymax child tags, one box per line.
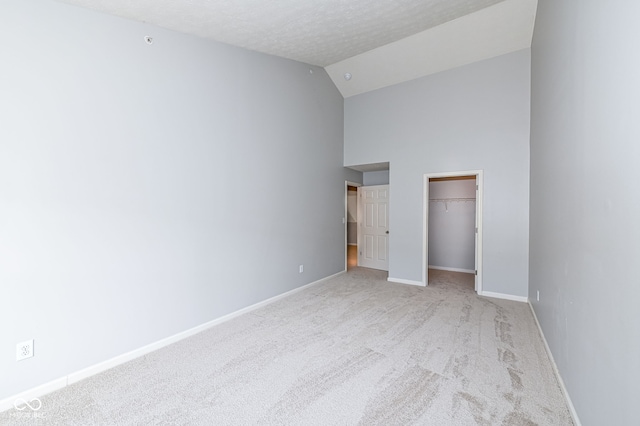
<box><xmin>325</xmin><ymin>0</ymin><xmax>538</xmax><ymax>98</ymax></box>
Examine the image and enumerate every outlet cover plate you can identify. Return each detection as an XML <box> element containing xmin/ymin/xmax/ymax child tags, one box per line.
<box><xmin>16</xmin><ymin>340</ymin><xmax>34</xmax><ymax>361</ymax></box>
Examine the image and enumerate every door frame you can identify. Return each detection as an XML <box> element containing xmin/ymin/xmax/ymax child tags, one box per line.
<box><xmin>345</xmin><ymin>181</ymin><xmax>362</xmax><ymax>271</ymax></box>
<box><xmin>423</xmin><ymin>170</ymin><xmax>483</xmax><ymax>293</ymax></box>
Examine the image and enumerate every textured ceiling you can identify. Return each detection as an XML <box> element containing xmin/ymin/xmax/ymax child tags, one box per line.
<box><xmin>53</xmin><ymin>0</ymin><xmax>537</xmax><ymax>97</ymax></box>
<box><xmin>55</xmin><ymin>0</ymin><xmax>507</xmax><ymax>67</ymax></box>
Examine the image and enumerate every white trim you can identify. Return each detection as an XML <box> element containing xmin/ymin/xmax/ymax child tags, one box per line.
<box><xmin>0</xmin><ymin>377</ymin><xmax>67</xmax><ymax>413</ymax></box>
<box><xmin>479</xmin><ymin>291</ymin><xmax>528</xmax><ymax>303</ymax></box>
<box><xmin>347</xmin><ymin>243</ymin><xmax>357</xmax><ymax>246</ymax></box>
<box><xmin>0</xmin><ymin>271</ymin><xmax>344</xmax><ymax>413</ymax></box>
<box><xmin>422</xmin><ymin>175</ymin><xmax>428</xmax><ymax>286</ymax></box>
<box><xmin>428</xmin><ymin>265</ymin><xmax>475</xmax><ymax>274</ymax></box>
<box><xmin>423</xmin><ymin>170</ymin><xmax>483</xmax><ymax>292</ymax></box>
<box><xmin>387</xmin><ymin>277</ymin><xmax>425</xmax><ymax>287</ymax></box>
<box><xmin>528</xmin><ymin>302</ymin><xmax>582</xmax><ymax>426</ymax></box>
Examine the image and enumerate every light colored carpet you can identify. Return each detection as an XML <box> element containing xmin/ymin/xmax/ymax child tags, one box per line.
<box><xmin>0</xmin><ymin>268</ymin><xmax>573</xmax><ymax>425</ymax></box>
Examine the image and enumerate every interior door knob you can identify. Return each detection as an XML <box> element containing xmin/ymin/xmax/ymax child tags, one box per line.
<box><xmin>386</xmin><ymin>230</ymin><xmax>389</xmax><ymax>234</ymax></box>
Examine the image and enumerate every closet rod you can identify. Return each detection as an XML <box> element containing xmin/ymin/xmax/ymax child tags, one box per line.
<box><xmin>429</xmin><ymin>198</ymin><xmax>476</xmax><ymax>202</ymax></box>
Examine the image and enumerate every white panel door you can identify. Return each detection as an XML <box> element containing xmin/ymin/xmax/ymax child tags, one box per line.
<box><xmin>358</xmin><ymin>185</ymin><xmax>389</xmax><ymax>271</ymax></box>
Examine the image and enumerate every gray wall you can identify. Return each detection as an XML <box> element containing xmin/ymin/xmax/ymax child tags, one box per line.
<box><xmin>343</xmin><ymin>168</ymin><xmax>363</xmax><ymax>185</ymax></box>
<box><xmin>363</xmin><ymin>170</ymin><xmax>389</xmax><ymax>186</ymax></box>
<box><xmin>428</xmin><ymin>179</ymin><xmax>476</xmax><ymax>271</ymax></box>
<box><xmin>345</xmin><ymin>49</ymin><xmax>531</xmax><ymax>295</ymax></box>
<box><xmin>0</xmin><ymin>0</ymin><xmax>346</xmax><ymax>400</ymax></box>
<box><xmin>530</xmin><ymin>0</ymin><xmax>640</xmax><ymax>423</ymax></box>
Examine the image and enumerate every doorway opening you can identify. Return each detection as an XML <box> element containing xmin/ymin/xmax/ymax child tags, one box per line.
<box><xmin>423</xmin><ymin>170</ymin><xmax>483</xmax><ymax>293</ymax></box>
<box><xmin>345</xmin><ymin>181</ymin><xmax>361</xmax><ymax>271</ymax></box>
<box><xmin>346</xmin><ymin>183</ymin><xmax>359</xmax><ymax>269</ymax></box>
<box><xmin>344</xmin><ymin>161</ymin><xmax>390</xmax><ymax>273</ymax></box>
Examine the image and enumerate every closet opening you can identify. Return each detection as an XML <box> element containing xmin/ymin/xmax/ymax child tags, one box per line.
<box><xmin>423</xmin><ymin>171</ymin><xmax>483</xmax><ymax>293</ymax></box>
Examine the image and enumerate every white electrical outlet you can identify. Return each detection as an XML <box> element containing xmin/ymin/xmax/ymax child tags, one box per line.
<box><xmin>16</xmin><ymin>340</ymin><xmax>34</xmax><ymax>361</ymax></box>
<box><xmin>299</xmin><ymin>265</ymin><xmax>304</xmax><ymax>273</ymax></box>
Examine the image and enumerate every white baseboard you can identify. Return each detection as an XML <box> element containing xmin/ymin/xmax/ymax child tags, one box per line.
<box><xmin>387</xmin><ymin>277</ymin><xmax>425</xmax><ymax>287</ymax></box>
<box><xmin>0</xmin><ymin>271</ymin><xmax>344</xmax><ymax>413</ymax></box>
<box><xmin>0</xmin><ymin>377</ymin><xmax>67</xmax><ymax>413</ymax></box>
<box><xmin>528</xmin><ymin>302</ymin><xmax>582</xmax><ymax>426</ymax></box>
<box><xmin>479</xmin><ymin>290</ymin><xmax>528</xmax><ymax>303</ymax></box>
<box><xmin>428</xmin><ymin>265</ymin><xmax>475</xmax><ymax>274</ymax></box>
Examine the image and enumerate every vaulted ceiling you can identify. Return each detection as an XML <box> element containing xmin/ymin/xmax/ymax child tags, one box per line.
<box><xmin>55</xmin><ymin>0</ymin><xmax>537</xmax><ymax>97</ymax></box>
